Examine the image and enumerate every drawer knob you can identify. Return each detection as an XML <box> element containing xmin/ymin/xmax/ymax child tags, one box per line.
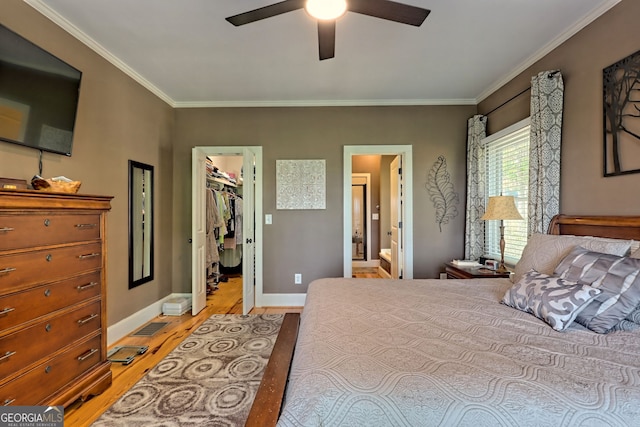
<box><xmin>77</xmin><ymin>348</ymin><xmax>98</xmax><ymax>361</ymax></box>
<box><xmin>44</xmin><ymin>288</ymin><xmax>51</xmax><ymax>297</ymax></box>
<box><xmin>78</xmin><ymin>313</ymin><xmax>99</xmax><ymax>325</ymax></box>
<box><xmin>0</xmin><ymin>227</ymin><xmax>15</xmax><ymax>233</ymax></box>
<box><xmin>0</xmin><ymin>351</ymin><xmax>16</xmax><ymax>362</ymax></box>
<box><xmin>44</xmin><ymin>219</ymin><xmax>50</xmax><ymax>227</ymax></box>
<box><xmin>0</xmin><ymin>307</ymin><xmax>15</xmax><ymax>315</ymax></box>
<box><xmin>77</xmin><ymin>281</ymin><xmax>99</xmax><ymax>291</ymax></box>
<box><xmin>45</xmin><ymin>323</ymin><xmax>52</xmax><ymax>332</ymax></box>
<box><xmin>0</xmin><ymin>267</ymin><xmax>16</xmax><ymax>275</ymax></box>
<box><xmin>46</xmin><ymin>254</ymin><xmax>52</xmax><ymax>262</ymax></box>
<box><xmin>45</xmin><ymin>365</ymin><xmax>51</xmax><ymax>374</ymax></box>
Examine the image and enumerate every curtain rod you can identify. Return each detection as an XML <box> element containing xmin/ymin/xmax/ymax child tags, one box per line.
<box><xmin>484</xmin><ymin>70</ymin><xmax>560</xmax><ymax>117</ymax></box>
<box><xmin>484</xmin><ymin>86</ymin><xmax>530</xmax><ymax>117</ymax></box>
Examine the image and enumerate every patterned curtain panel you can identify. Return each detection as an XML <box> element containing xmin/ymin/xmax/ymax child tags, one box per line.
<box><xmin>464</xmin><ymin>115</ymin><xmax>487</xmax><ymax>260</ymax></box>
<box><xmin>529</xmin><ymin>70</ymin><xmax>564</xmax><ymax>235</ymax></box>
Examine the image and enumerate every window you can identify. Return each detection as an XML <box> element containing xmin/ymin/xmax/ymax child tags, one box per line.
<box><xmin>483</xmin><ymin>118</ymin><xmax>530</xmax><ymax>265</ymax></box>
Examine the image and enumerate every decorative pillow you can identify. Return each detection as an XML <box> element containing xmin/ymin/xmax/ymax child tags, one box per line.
<box><xmin>512</xmin><ymin>234</ymin><xmax>633</xmax><ymax>283</ymax></box>
<box><xmin>502</xmin><ymin>269</ymin><xmax>601</xmax><ymax>331</ymax></box>
<box><xmin>626</xmin><ymin>306</ymin><xmax>640</xmax><ymax>324</ymax></box>
<box><xmin>609</xmin><ymin>319</ymin><xmax>640</xmax><ymax>332</ymax></box>
<box><xmin>554</xmin><ymin>247</ymin><xmax>640</xmax><ymax>333</ymax></box>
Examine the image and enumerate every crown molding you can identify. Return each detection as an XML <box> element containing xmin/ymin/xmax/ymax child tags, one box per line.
<box><xmin>24</xmin><ymin>0</ymin><xmax>621</xmax><ymax>109</ymax></box>
<box><xmin>475</xmin><ymin>0</ymin><xmax>621</xmax><ymax>103</ymax></box>
<box><xmin>174</xmin><ymin>98</ymin><xmax>476</xmax><ymax>108</ymax></box>
<box><xmin>24</xmin><ymin>0</ymin><xmax>175</xmax><ymax>107</ymax></box>
<box><xmin>23</xmin><ymin>0</ymin><xmax>476</xmax><ymax>109</ymax></box>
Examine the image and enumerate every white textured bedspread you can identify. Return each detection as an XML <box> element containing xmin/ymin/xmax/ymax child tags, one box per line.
<box><xmin>277</xmin><ymin>278</ymin><xmax>640</xmax><ymax>427</ymax></box>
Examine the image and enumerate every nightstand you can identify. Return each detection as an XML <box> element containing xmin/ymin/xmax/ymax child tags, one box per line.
<box><xmin>444</xmin><ymin>262</ymin><xmax>511</xmax><ymax>279</ymax></box>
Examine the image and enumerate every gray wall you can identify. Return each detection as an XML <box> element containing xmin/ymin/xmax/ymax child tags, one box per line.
<box><xmin>4</xmin><ymin>0</ymin><xmax>638</xmax><ymax>324</ymax></box>
<box><xmin>172</xmin><ymin>106</ymin><xmax>474</xmax><ymax>294</ymax></box>
<box><xmin>479</xmin><ymin>0</ymin><xmax>640</xmax><ymax>215</ymax></box>
<box><xmin>0</xmin><ymin>1</ymin><xmax>175</xmax><ymax>325</ymax></box>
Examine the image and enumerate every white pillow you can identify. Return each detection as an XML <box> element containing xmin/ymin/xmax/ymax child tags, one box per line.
<box><xmin>513</xmin><ymin>233</ymin><xmax>633</xmax><ymax>283</ymax></box>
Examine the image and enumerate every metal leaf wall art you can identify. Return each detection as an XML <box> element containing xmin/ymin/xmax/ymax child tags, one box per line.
<box><xmin>426</xmin><ymin>155</ymin><xmax>459</xmax><ymax>232</ymax></box>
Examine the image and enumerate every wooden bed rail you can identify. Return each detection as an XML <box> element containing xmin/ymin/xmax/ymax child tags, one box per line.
<box><xmin>245</xmin><ymin>312</ymin><xmax>300</xmax><ymax>427</ymax></box>
<box><xmin>548</xmin><ymin>214</ymin><xmax>640</xmax><ymax>240</ymax></box>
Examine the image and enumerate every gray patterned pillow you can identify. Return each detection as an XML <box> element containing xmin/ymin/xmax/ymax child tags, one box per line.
<box><xmin>555</xmin><ymin>247</ymin><xmax>640</xmax><ymax>333</ymax></box>
<box><xmin>627</xmin><ymin>306</ymin><xmax>640</xmax><ymax>323</ymax></box>
<box><xmin>502</xmin><ymin>270</ymin><xmax>601</xmax><ymax>331</ymax></box>
<box><xmin>512</xmin><ymin>234</ymin><xmax>633</xmax><ymax>283</ymax></box>
<box><xmin>609</xmin><ymin>319</ymin><xmax>640</xmax><ymax>332</ymax></box>
<box><xmin>610</xmin><ymin>307</ymin><xmax>640</xmax><ymax>331</ymax></box>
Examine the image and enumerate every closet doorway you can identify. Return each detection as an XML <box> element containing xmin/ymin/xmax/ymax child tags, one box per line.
<box><xmin>192</xmin><ymin>146</ymin><xmax>262</xmax><ymax>315</ymax></box>
<box><xmin>343</xmin><ymin>145</ymin><xmax>414</xmax><ymax>279</ymax></box>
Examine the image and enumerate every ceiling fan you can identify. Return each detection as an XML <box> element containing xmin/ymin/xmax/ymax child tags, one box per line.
<box><xmin>225</xmin><ymin>0</ymin><xmax>430</xmax><ymax>60</ymax></box>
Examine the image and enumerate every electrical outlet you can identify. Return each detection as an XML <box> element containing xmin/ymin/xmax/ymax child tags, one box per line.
<box><xmin>294</xmin><ymin>273</ymin><xmax>302</xmax><ymax>284</ymax></box>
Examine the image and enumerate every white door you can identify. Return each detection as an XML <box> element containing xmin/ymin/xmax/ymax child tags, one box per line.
<box><xmin>192</xmin><ymin>146</ymin><xmax>262</xmax><ymax>315</ymax></box>
<box><xmin>191</xmin><ymin>147</ymin><xmax>208</xmax><ymax>315</ymax></box>
<box><xmin>390</xmin><ymin>156</ymin><xmax>403</xmax><ymax>279</ymax></box>
<box><xmin>242</xmin><ymin>148</ymin><xmax>256</xmax><ymax>314</ymax></box>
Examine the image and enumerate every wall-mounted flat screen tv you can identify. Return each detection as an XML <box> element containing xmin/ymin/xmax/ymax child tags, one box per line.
<box><xmin>0</xmin><ymin>23</ymin><xmax>81</xmax><ymax>156</ymax></box>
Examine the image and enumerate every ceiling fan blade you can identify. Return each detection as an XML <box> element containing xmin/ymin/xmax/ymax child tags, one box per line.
<box><xmin>348</xmin><ymin>0</ymin><xmax>430</xmax><ymax>26</ymax></box>
<box><xmin>317</xmin><ymin>21</ymin><xmax>336</xmax><ymax>60</ymax></box>
<box><xmin>226</xmin><ymin>0</ymin><xmax>306</xmax><ymax>26</ymax></box>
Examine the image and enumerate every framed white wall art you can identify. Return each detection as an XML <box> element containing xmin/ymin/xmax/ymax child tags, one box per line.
<box><xmin>276</xmin><ymin>159</ymin><xmax>326</xmax><ymax>210</ymax></box>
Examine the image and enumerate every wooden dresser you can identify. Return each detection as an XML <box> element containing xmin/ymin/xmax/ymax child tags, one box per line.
<box><xmin>0</xmin><ymin>189</ymin><xmax>112</xmax><ymax>407</ymax></box>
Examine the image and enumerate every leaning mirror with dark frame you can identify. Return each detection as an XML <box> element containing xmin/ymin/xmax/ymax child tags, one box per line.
<box><xmin>129</xmin><ymin>160</ymin><xmax>154</xmax><ymax>289</ymax></box>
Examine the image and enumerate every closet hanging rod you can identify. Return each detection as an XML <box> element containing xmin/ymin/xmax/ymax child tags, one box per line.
<box><xmin>207</xmin><ymin>176</ymin><xmax>237</xmax><ymax>188</ymax></box>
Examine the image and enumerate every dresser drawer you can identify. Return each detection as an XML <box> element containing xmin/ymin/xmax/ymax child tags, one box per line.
<box><xmin>0</xmin><ymin>214</ymin><xmax>101</xmax><ymax>251</ymax></box>
<box><xmin>0</xmin><ymin>242</ymin><xmax>102</xmax><ymax>293</ymax></box>
<box><xmin>0</xmin><ymin>271</ymin><xmax>101</xmax><ymax>332</ymax></box>
<box><xmin>0</xmin><ymin>300</ymin><xmax>101</xmax><ymax>379</ymax></box>
<box><xmin>0</xmin><ymin>334</ymin><xmax>102</xmax><ymax>406</ymax></box>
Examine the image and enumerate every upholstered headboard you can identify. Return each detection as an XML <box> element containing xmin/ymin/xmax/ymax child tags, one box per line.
<box><xmin>548</xmin><ymin>214</ymin><xmax>640</xmax><ymax>241</ymax></box>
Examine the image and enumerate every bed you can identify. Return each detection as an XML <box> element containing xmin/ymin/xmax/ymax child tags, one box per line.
<box><xmin>246</xmin><ymin>215</ymin><xmax>640</xmax><ymax>426</ymax></box>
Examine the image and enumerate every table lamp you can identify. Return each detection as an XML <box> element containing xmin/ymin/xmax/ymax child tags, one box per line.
<box><xmin>481</xmin><ymin>195</ymin><xmax>523</xmax><ymax>273</ymax></box>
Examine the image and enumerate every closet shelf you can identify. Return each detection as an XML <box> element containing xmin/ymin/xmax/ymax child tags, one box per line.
<box><xmin>208</xmin><ymin>176</ymin><xmax>237</xmax><ymax>188</ymax></box>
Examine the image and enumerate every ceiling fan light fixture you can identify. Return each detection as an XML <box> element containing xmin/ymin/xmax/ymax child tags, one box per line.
<box><xmin>305</xmin><ymin>0</ymin><xmax>347</xmax><ymax>20</ymax></box>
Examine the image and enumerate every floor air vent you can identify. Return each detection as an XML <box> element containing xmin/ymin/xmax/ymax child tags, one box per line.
<box><xmin>130</xmin><ymin>322</ymin><xmax>169</xmax><ymax>337</ymax></box>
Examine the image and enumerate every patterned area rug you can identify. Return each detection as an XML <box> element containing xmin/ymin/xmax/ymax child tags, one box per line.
<box><xmin>93</xmin><ymin>314</ymin><xmax>283</xmax><ymax>426</ymax></box>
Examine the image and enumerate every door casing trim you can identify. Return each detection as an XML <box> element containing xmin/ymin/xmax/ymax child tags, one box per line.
<box><xmin>343</xmin><ymin>145</ymin><xmax>413</xmax><ymax>279</ymax></box>
<box><xmin>192</xmin><ymin>146</ymin><xmax>263</xmax><ymax>309</ymax></box>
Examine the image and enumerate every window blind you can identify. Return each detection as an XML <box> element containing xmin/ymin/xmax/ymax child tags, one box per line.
<box><xmin>483</xmin><ymin>122</ymin><xmax>530</xmax><ymax>264</ymax></box>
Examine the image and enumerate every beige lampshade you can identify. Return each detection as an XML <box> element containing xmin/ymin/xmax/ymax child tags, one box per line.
<box><xmin>481</xmin><ymin>196</ymin><xmax>523</xmax><ymax>220</ymax></box>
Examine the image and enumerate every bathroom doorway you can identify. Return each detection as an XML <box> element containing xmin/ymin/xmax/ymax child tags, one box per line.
<box><xmin>351</xmin><ymin>173</ymin><xmax>371</xmax><ymax>263</ymax></box>
<box><xmin>343</xmin><ymin>145</ymin><xmax>414</xmax><ymax>279</ymax></box>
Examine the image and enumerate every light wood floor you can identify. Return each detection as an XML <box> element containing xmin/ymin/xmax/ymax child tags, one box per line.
<box><xmin>352</xmin><ymin>266</ymin><xmax>382</xmax><ymax>278</ymax></box>
<box><xmin>64</xmin><ymin>276</ymin><xmax>302</xmax><ymax>427</ymax></box>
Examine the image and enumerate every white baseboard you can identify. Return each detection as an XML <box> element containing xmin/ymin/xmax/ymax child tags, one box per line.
<box><xmin>108</xmin><ymin>291</ymin><xmax>305</xmax><ymax>346</ymax></box>
<box><xmin>257</xmin><ymin>293</ymin><xmax>306</xmax><ymax>308</ymax></box>
<box><xmin>107</xmin><ymin>293</ymin><xmax>191</xmax><ymax>346</ymax></box>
